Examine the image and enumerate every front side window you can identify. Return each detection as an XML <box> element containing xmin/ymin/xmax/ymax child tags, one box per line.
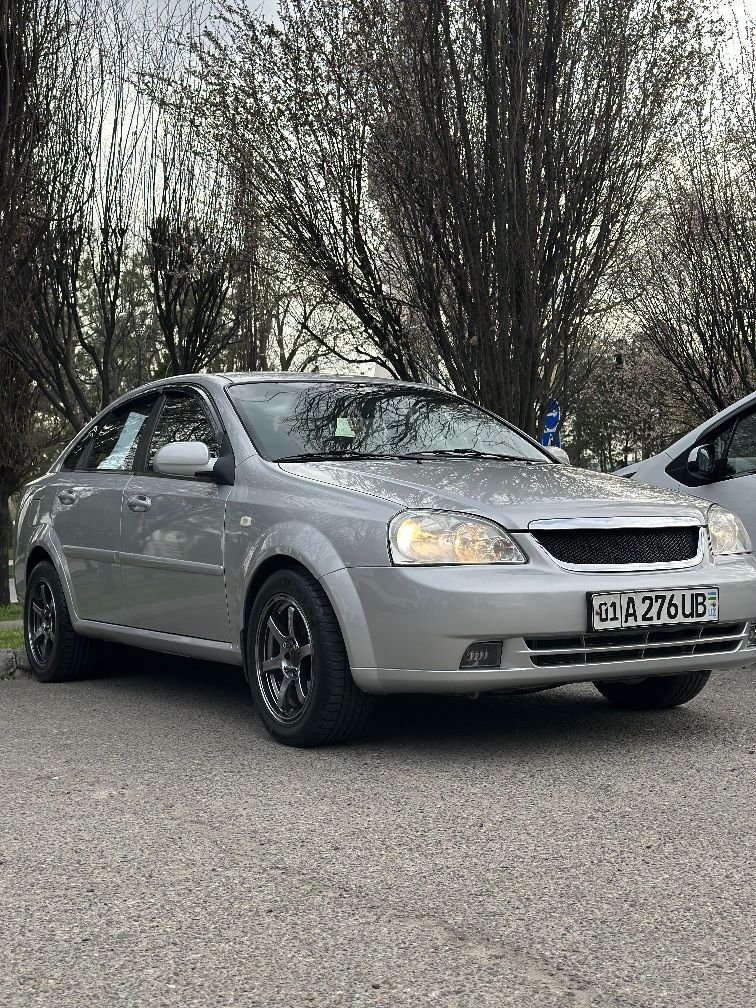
<box><xmin>146</xmin><ymin>392</ymin><xmax>221</xmax><ymax>472</ymax></box>
<box><xmin>227</xmin><ymin>381</ymin><xmax>549</xmax><ymax>463</ymax></box>
<box><xmin>719</xmin><ymin>411</ymin><xmax>756</xmax><ymax>479</ymax></box>
<box><xmin>85</xmin><ymin>398</ymin><xmax>156</xmax><ymax>472</ymax></box>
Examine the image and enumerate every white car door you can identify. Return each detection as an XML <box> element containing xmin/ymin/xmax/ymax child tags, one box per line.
<box><xmin>683</xmin><ymin>408</ymin><xmax>756</xmax><ymax>543</ymax></box>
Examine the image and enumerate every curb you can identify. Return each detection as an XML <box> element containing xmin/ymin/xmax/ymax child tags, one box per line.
<box><xmin>0</xmin><ymin>649</ymin><xmax>30</xmax><ymax>680</ymax></box>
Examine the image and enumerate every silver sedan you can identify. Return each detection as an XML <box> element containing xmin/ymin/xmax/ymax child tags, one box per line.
<box><xmin>14</xmin><ymin>374</ymin><xmax>756</xmax><ymax>745</ymax></box>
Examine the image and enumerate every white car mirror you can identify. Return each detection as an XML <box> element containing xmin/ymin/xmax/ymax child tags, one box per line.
<box><xmin>153</xmin><ymin>441</ymin><xmax>216</xmax><ymax>478</ymax></box>
<box><xmin>545</xmin><ymin>445</ymin><xmax>570</xmax><ymax>465</ymax></box>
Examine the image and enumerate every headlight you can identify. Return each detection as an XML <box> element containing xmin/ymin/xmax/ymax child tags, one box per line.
<box><xmin>388</xmin><ymin>511</ymin><xmax>526</xmax><ymax>565</ymax></box>
<box><xmin>708</xmin><ymin>506</ymin><xmax>752</xmax><ymax>556</ymax></box>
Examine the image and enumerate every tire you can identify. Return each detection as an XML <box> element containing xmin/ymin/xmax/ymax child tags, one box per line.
<box><xmin>24</xmin><ymin>560</ymin><xmax>100</xmax><ymax>682</ymax></box>
<box><xmin>593</xmin><ymin>671</ymin><xmax>711</xmax><ymax>710</ymax></box>
<box><xmin>246</xmin><ymin>568</ymin><xmax>373</xmax><ymax>746</ymax></box>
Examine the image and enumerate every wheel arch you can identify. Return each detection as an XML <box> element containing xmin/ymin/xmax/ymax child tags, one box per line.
<box><xmin>18</xmin><ymin>526</ymin><xmax>79</xmax><ymax>621</ymax></box>
<box><xmin>240</xmin><ymin>552</ymin><xmax>354</xmax><ymax>677</ymax></box>
<box><xmin>240</xmin><ymin>555</ymin><xmax>320</xmax><ymax>671</ymax></box>
<box><xmin>26</xmin><ymin>545</ymin><xmax>53</xmax><ymax>578</ymax></box>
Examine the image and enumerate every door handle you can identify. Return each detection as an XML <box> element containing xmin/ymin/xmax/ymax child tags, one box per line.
<box><xmin>57</xmin><ymin>489</ymin><xmax>77</xmax><ymax>506</ymax></box>
<box><xmin>126</xmin><ymin>494</ymin><xmax>152</xmax><ymax>513</ymax></box>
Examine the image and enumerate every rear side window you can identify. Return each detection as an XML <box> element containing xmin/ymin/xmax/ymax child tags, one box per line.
<box><xmin>86</xmin><ymin>398</ymin><xmax>157</xmax><ymax>472</ymax></box>
<box><xmin>146</xmin><ymin>392</ymin><xmax>221</xmax><ymax>472</ymax></box>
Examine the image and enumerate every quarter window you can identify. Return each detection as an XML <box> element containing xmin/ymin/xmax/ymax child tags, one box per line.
<box><xmin>86</xmin><ymin>398</ymin><xmax>156</xmax><ymax>472</ymax></box>
<box><xmin>61</xmin><ymin>434</ymin><xmax>93</xmax><ymax>471</ymax></box>
<box><xmin>146</xmin><ymin>392</ymin><xmax>221</xmax><ymax>472</ymax></box>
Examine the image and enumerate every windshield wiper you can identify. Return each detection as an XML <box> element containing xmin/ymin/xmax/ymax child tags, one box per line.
<box><xmin>275</xmin><ymin>448</ymin><xmax>549</xmax><ymax>463</ymax></box>
<box><xmin>274</xmin><ymin>450</ymin><xmax>414</xmax><ymax>462</ymax></box>
<box><xmin>406</xmin><ymin>448</ymin><xmax>547</xmax><ymax>463</ymax></box>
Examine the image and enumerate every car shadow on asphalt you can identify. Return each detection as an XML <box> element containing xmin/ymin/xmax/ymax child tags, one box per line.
<box><xmin>363</xmin><ymin>687</ymin><xmax>721</xmax><ymax>754</ymax></box>
<box><xmin>92</xmin><ymin>643</ymin><xmax>725</xmax><ymax>754</ymax></box>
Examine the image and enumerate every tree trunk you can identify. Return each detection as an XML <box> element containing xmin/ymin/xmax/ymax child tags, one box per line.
<box><xmin>0</xmin><ymin>489</ymin><xmax>12</xmax><ymax>607</ymax></box>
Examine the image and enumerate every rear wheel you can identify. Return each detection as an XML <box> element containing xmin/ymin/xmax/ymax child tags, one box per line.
<box><xmin>24</xmin><ymin>561</ymin><xmax>100</xmax><ymax>682</ymax></box>
<box><xmin>593</xmin><ymin>671</ymin><xmax>711</xmax><ymax>709</ymax></box>
<box><xmin>247</xmin><ymin>568</ymin><xmax>373</xmax><ymax>746</ymax></box>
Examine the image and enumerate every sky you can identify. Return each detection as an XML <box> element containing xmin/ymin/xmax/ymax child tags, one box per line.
<box><xmin>249</xmin><ymin>0</ymin><xmax>756</xmax><ymax>15</ymax></box>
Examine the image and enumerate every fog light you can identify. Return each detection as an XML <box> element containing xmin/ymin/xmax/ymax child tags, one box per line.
<box><xmin>748</xmin><ymin>622</ymin><xmax>756</xmax><ymax>648</ymax></box>
<box><xmin>460</xmin><ymin>641</ymin><xmax>503</xmax><ymax>669</ymax></box>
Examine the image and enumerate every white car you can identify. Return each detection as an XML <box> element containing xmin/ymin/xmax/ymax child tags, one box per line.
<box><xmin>616</xmin><ymin>391</ymin><xmax>756</xmax><ymax>543</ymax></box>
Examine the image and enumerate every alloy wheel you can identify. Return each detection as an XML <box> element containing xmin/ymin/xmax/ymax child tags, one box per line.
<box><xmin>28</xmin><ymin>578</ymin><xmax>57</xmax><ymax>666</ymax></box>
<box><xmin>255</xmin><ymin>594</ymin><xmax>314</xmax><ymax>723</ymax></box>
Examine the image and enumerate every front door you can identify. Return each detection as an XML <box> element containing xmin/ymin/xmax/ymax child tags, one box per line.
<box><xmin>51</xmin><ymin>395</ymin><xmax>159</xmax><ymax>623</ymax></box>
<box><xmin>675</xmin><ymin>407</ymin><xmax>756</xmax><ymax>544</ymax></box>
<box><xmin>119</xmin><ymin>388</ymin><xmax>231</xmax><ymax>642</ymax></box>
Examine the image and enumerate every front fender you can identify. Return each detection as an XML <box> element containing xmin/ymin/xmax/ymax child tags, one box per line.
<box><xmin>226</xmin><ymin>520</ymin><xmax>352</xmax><ymax>649</ymax></box>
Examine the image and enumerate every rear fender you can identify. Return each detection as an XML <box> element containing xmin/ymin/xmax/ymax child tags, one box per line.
<box><xmin>18</xmin><ymin>522</ymin><xmax>79</xmax><ymax>622</ymax></box>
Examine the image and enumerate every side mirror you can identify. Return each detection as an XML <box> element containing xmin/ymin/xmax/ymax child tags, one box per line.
<box><xmin>687</xmin><ymin>443</ymin><xmax>715</xmax><ymax>477</ymax></box>
<box><xmin>153</xmin><ymin>441</ymin><xmax>217</xmax><ymax>478</ymax></box>
<box><xmin>545</xmin><ymin>445</ymin><xmax>570</xmax><ymax>465</ymax></box>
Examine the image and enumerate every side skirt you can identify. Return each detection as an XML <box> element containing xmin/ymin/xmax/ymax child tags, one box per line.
<box><xmin>73</xmin><ymin>618</ymin><xmax>243</xmax><ymax>667</ymax></box>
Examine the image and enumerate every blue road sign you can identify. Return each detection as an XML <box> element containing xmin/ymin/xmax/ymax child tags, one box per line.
<box><xmin>541</xmin><ymin>398</ymin><xmax>561</xmax><ymax>447</ymax></box>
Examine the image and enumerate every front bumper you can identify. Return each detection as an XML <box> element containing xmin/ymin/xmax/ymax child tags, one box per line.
<box><xmin>322</xmin><ymin>557</ymin><xmax>756</xmax><ymax>694</ymax></box>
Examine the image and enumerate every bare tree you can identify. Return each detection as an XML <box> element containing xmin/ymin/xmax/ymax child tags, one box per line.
<box><xmin>374</xmin><ymin>0</ymin><xmax>722</xmax><ymax>433</ymax></box>
<box><xmin>204</xmin><ymin>0</ymin><xmax>718</xmax><ymax>434</ymax></box>
<box><xmin>143</xmin><ymin>18</ymin><xmax>261</xmax><ymax>376</ymax></box>
<box><xmin>4</xmin><ymin>0</ymin><xmax>157</xmax><ymax>428</ymax></box>
<box><xmin>145</xmin><ymin>211</ymin><xmax>239</xmax><ymax>374</ymax></box>
<box><xmin>222</xmin><ymin>184</ymin><xmax>277</xmax><ymax>372</ymax></box>
<box><xmin>202</xmin><ymin>0</ymin><xmax>429</xmax><ymax>383</ymax></box>
<box><xmin>0</xmin><ymin>0</ymin><xmax>75</xmax><ymax>602</ymax></box>
<box><xmin>0</xmin><ymin>356</ymin><xmax>37</xmax><ymax>603</ymax></box>
<box><xmin>155</xmin><ymin>20</ymin><xmax>336</xmax><ymax>377</ymax></box>
<box><xmin>631</xmin><ymin>36</ymin><xmax>756</xmax><ymax>419</ymax></box>
<box><xmin>569</xmin><ymin>340</ymin><xmax>695</xmax><ymax>471</ymax></box>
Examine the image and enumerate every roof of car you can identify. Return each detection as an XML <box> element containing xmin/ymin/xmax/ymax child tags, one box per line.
<box><xmin>213</xmin><ymin>371</ymin><xmax>407</xmax><ymax>385</ymax></box>
<box><xmin>89</xmin><ymin>371</ymin><xmax>430</xmax><ymax>418</ymax></box>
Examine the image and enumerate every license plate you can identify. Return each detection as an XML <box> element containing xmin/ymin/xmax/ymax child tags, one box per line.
<box><xmin>590</xmin><ymin>588</ymin><xmax>719</xmax><ymax>631</ymax></box>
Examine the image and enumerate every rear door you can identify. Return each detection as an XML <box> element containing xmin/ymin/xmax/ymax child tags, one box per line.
<box><xmin>119</xmin><ymin>387</ymin><xmax>231</xmax><ymax>642</ymax></box>
<box><xmin>51</xmin><ymin>394</ymin><xmax>159</xmax><ymax>623</ymax></box>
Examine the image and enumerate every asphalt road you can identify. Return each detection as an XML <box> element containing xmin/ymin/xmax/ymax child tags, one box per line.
<box><xmin>1</xmin><ymin>654</ymin><xmax>755</xmax><ymax>1008</ymax></box>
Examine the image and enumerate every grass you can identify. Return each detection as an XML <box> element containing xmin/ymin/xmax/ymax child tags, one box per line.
<box><xmin>0</xmin><ymin>627</ymin><xmax>23</xmax><ymax>650</ymax></box>
<box><xmin>0</xmin><ymin>603</ymin><xmax>21</xmax><ymax>622</ymax></box>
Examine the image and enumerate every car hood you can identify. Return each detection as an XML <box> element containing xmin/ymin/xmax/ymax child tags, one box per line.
<box><xmin>278</xmin><ymin>459</ymin><xmax>711</xmax><ymax>527</ymax></box>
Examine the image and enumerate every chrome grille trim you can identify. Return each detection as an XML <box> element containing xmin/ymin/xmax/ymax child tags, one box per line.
<box><xmin>526</xmin><ymin>516</ymin><xmax>707</xmax><ymax>572</ymax></box>
<box><xmin>528</xmin><ymin>516</ymin><xmax>705</xmax><ymax>530</ymax></box>
<box><xmin>524</xmin><ymin>622</ymin><xmax>749</xmax><ymax>668</ymax></box>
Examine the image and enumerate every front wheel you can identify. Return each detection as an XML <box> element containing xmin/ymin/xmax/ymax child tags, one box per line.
<box><xmin>246</xmin><ymin>568</ymin><xmax>373</xmax><ymax>746</ymax></box>
<box><xmin>593</xmin><ymin>671</ymin><xmax>711</xmax><ymax>709</ymax></box>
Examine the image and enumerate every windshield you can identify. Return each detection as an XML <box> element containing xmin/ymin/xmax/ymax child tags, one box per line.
<box><xmin>227</xmin><ymin>381</ymin><xmax>549</xmax><ymax>463</ymax></box>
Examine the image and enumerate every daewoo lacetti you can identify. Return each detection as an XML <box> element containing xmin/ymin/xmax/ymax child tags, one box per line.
<box><xmin>14</xmin><ymin>374</ymin><xmax>756</xmax><ymax>745</ymax></box>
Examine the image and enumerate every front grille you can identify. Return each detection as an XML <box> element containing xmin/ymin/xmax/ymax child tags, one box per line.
<box><xmin>531</xmin><ymin>526</ymin><xmax>700</xmax><ymax>566</ymax></box>
<box><xmin>524</xmin><ymin>622</ymin><xmax>747</xmax><ymax>668</ymax></box>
